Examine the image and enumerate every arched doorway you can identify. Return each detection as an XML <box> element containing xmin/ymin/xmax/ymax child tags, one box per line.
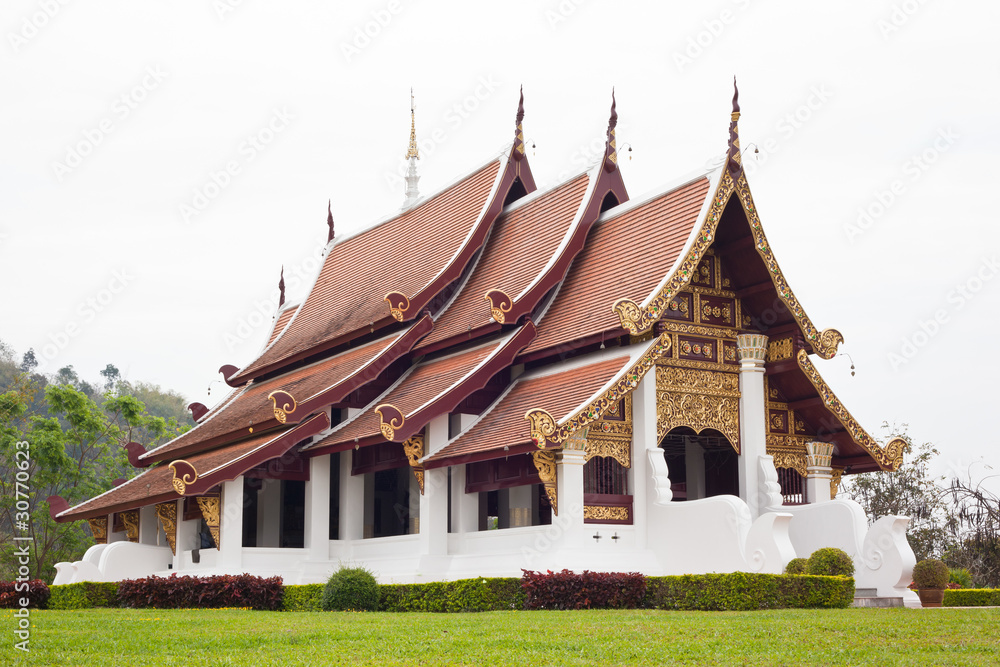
<box><xmin>659</xmin><ymin>427</ymin><xmax>738</xmax><ymax>501</ymax></box>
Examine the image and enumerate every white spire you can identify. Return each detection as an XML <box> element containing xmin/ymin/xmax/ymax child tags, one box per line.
<box><xmin>402</xmin><ymin>88</ymin><xmax>420</xmax><ymax>209</ymax></box>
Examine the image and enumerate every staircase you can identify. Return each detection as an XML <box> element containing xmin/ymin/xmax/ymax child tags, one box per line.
<box><xmin>852</xmin><ymin>587</ymin><xmax>903</xmax><ymax>608</ymax></box>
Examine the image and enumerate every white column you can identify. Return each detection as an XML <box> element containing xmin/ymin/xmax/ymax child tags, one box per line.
<box><xmin>339</xmin><ymin>450</ymin><xmax>364</xmax><ymax>544</ymax></box>
<box><xmin>805</xmin><ymin>441</ymin><xmax>834</xmax><ymax>504</ymax></box>
<box><xmin>138</xmin><ymin>505</ymin><xmax>158</xmax><ymax>545</ymax></box>
<box><xmin>450</xmin><ymin>464</ymin><xmax>478</xmax><ymax>533</ymax></box>
<box><xmin>257</xmin><ymin>479</ymin><xmax>281</xmax><ymax>547</ymax></box>
<box><xmin>420</xmin><ymin>414</ymin><xmax>449</xmax><ymax>555</ymax></box>
<box><xmin>174</xmin><ymin>500</ymin><xmax>200</xmax><ymax>570</ymax></box>
<box><xmin>219</xmin><ymin>476</ymin><xmax>244</xmax><ymax>571</ymax></box>
<box><xmin>557</xmin><ymin>449</ymin><xmax>587</xmax><ymax>548</ymax></box>
<box><xmin>630</xmin><ymin>371</ymin><xmax>658</xmax><ymax>550</ymax></box>
<box><xmin>736</xmin><ymin>334</ymin><xmax>768</xmax><ymax>519</ymax></box>
<box><xmin>305</xmin><ymin>454</ymin><xmax>331</xmax><ymax>561</ymax></box>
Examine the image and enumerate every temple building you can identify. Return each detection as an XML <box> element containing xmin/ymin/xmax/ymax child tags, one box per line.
<box><xmin>48</xmin><ymin>84</ymin><xmax>918</xmax><ymax>605</ymax></box>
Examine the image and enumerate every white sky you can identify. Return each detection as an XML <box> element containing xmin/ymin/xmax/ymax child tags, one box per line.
<box><xmin>2</xmin><ymin>1</ymin><xmax>997</xmax><ymax>487</ymax></box>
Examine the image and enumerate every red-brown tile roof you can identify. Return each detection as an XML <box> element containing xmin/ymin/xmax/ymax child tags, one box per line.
<box><xmin>311</xmin><ymin>339</ymin><xmax>504</xmax><ymax>449</ymax></box>
<box><xmin>418</xmin><ymin>174</ymin><xmax>589</xmax><ymax>350</ymax></box>
<box><xmin>267</xmin><ymin>305</ymin><xmax>298</xmax><ymax>346</ymax></box>
<box><xmin>425</xmin><ymin>355</ymin><xmax>629</xmax><ymax>464</ymax></box>
<box><xmin>143</xmin><ymin>333</ymin><xmax>400</xmax><ymax>461</ymax></box>
<box><xmin>524</xmin><ymin>176</ymin><xmax>711</xmax><ymax>356</ymax></box>
<box><xmin>236</xmin><ymin>161</ymin><xmax>502</xmax><ymax>379</ymax></box>
<box><xmin>60</xmin><ymin>428</ymin><xmax>290</xmax><ymax>520</ymax></box>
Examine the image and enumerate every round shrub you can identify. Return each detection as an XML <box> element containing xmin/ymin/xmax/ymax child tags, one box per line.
<box><xmin>784</xmin><ymin>558</ymin><xmax>808</xmax><ymax>575</ymax></box>
<box><xmin>322</xmin><ymin>566</ymin><xmax>379</xmax><ymax>611</ymax></box>
<box><xmin>912</xmin><ymin>559</ymin><xmax>949</xmax><ymax>590</ymax></box>
<box><xmin>806</xmin><ymin>548</ymin><xmax>854</xmax><ymax>577</ymax></box>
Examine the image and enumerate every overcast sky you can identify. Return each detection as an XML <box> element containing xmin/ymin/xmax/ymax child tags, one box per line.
<box><xmin>2</xmin><ymin>1</ymin><xmax>997</xmax><ymax>487</ymax></box>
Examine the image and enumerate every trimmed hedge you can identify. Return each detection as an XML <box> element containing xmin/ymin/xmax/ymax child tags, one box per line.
<box><xmin>118</xmin><ymin>574</ymin><xmax>283</xmax><ymax>610</ymax></box>
<box><xmin>0</xmin><ymin>579</ymin><xmax>49</xmax><ymax>609</ymax></box>
<box><xmin>380</xmin><ymin>578</ymin><xmax>524</xmax><ymax>612</ymax></box>
<box><xmin>644</xmin><ymin>573</ymin><xmax>854</xmax><ymax>611</ymax></box>
<box><xmin>48</xmin><ymin>582</ymin><xmax>119</xmax><ymax>609</ymax></box>
<box><xmin>943</xmin><ymin>589</ymin><xmax>1000</xmax><ymax>607</ymax></box>
<box><xmin>522</xmin><ymin>570</ymin><xmax>646</xmax><ymax>610</ymax></box>
<box><xmin>282</xmin><ymin>584</ymin><xmax>324</xmax><ymax>611</ymax></box>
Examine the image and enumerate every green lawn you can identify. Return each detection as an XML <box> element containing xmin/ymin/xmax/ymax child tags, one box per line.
<box><xmin>6</xmin><ymin>607</ymin><xmax>998</xmax><ymax>666</ymax></box>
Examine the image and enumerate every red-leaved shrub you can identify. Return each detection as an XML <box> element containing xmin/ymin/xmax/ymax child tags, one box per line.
<box><xmin>521</xmin><ymin>569</ymin><xmax>646</xmax><ymax>610</ymax></box>
<box><xmin>0</xmin><ymin>580</ymin><xmax>50</xmax><ymax>609</ymax></box>
<box><xmin>117</xmin><ymin>573</ymin><xmax>283</xmax><ymax>610</ymax></box>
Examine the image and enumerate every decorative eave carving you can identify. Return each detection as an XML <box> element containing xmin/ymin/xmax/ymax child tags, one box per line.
<box><xmin>384</xmin><ymin>292</ymin><xmax>410</xmax><ymax>322</ymax></box>
<box><xmin>531</xmin><ymin>449</ymin><xmax>557</xmax><ymax>516</ymax></box>
<box><xmin>196</xmin><ymin>496</ymin><xmax>221</xmax><ymax>549</ymax></box>
<box><xmin>87</xmin><ymin>516</ymin><xmax>108</xmax><ymax>544</ymax></box>
<box><xmin>796</xmin><ymin>349</ymin><xmax>905</xmax><ymax>471</ymax></box>
<box><xmin>219</xmin><ymin>364</ymin><xmax>241</xmax><ymax>388</ymax></box>
<box><xmin>187</xmin><ymin>402</ymin><xmax>209</xmax><ymax>422</ymax></box>
<box><xmin>485</xmin><ymin>289</ymin><xmax>513</xmax><ymax>324</ymax></box>
<box><xmin>267</xmin><ymin>390</ymin><xmax>297</xmax><ymax>423</ymax></box>
<box><xmin>402</xmin><ymin>433</ymin><xmax>425</xmax><ymax>494</ymax></box>
<box><xmin>612</xmin><ymin>124</ymin><xmax>843</xmax><ymax>360</ymax></box>
<box><xmin>124</xmin><ymin>441</ymin><xmax>152</xmax><ymax>469</ymax></box>
<box><xmin>155</xmin><ymin>502</ymin><xmax>177</xmax><ymax>555</ymax></box>
<box><xmin>586</xmin><ymin>394</ymin><xmax>632</xmax><ymax>468</ymax></box>
<box><xmin>169</xmin><ymin>460</ymin><xmax>199</xmax><ymax>495</ymax></box>
<box><xmin>121</xmin><ymin>510</ymin><xmax>140</xmax><ymax>543</ymax></box>
<box><xmin>524</xmin><ymin>334</ymin><xmax>670</xmax><ymax>448</ymax></box>
<box><xmin>375</xmin><ymin>403</ymin><xmax>405</xmax><ymax>442</ymax></box>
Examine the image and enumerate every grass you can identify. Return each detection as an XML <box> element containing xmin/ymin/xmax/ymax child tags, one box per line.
<box><xmin>5</xmin><ymin>607</ymin><xmax>998</xmax><ymax>666</ymax></box>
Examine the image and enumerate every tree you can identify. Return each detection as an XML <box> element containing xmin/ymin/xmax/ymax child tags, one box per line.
<box><xmin>843</xmin><ymin>424</ymin><xmax>953</xmax><ymax>562</ymax></box>
<box><xmin>19</xmin><ymin>349</ymin><xmax>37</xmax><ymax>374</ymax></box>
<box><xmin>943</xmin><ymin>467</ymin><xmax>1000</xmax><ymax>588</ymax></box>
<box><xmin>99</xmin><ymin>363</ymin><xmax>121</xmax><ymax>390</ymax></box>
<box><xmin>0</xmin><ymin>377</ymin><xmax>176</xmax><ymax>582</ymax></box>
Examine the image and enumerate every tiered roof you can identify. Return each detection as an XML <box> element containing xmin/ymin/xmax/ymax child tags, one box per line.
<box><xmin>54</xmin><ymin>85</ymin><xmax>904</xmax><ymax>524</ymax></box>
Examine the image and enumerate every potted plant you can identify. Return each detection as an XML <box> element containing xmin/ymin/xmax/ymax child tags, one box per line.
<box><xmin>912</xmin><ymin>558</ymin><xmax>949</xmax><ymax>607</ymax></box>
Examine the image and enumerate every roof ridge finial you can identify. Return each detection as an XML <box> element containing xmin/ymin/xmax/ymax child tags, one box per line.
<box><xmin>603</xmin><ymin>88</ymin><xmax>619</xmax><ymax>172</ymax></box>
<box><xmin>727</xmin><ymin>77</ymin><xmax>743</xmax><ymax>180</ymax></box>
<box><xmin>405</xmin><ymin>87</ymin><xmax>420</xmax><ymax>161</ymax></box>
<box><xmin>402</xmin><ymin>88</ymin><xmax>421</xmax><ymax>208</ymax></box>
<box><xmin>278</xmin><ymin>265</ymin><xmax>286</xmax><ymax>308</ymax></box>
<box><xmin>513</xmin><ymin>85</ymin><xmax>526</xmax><ymax>160</ymax></box>
<box><xmin>326</xmin><ymin>199</ymin><xmax>335</xmax><ymax>243</ymax></box>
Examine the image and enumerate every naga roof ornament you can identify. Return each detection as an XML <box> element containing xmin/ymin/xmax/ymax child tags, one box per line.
<box><xmin>603</xmin><ymin>89</ymin><xmax>619</xmax><ymax>172</ymax></box>
<box><xmin>278</xmin><ymin>266</ymin><xmax>286</xmax><ymax>308</ymax></box>
<box><xmin>727</xmin><ymin>77</ymin><xmax>743</xmax><ymax>180</ymax></box>
<box><xmin>513</xmin><ymin>85</ymin><xmax>526</xmax><ymax>160</ymax></box>
<box><xmin>327</xmin><ymin>199</ymin><xmax>335</xmax><ymax>243</ymax></box>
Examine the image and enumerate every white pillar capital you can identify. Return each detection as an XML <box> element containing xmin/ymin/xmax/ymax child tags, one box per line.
<box><xmin>736</xmin><ymin>334</ymin><xmax>769</xmax><ymax>368</ymax></box>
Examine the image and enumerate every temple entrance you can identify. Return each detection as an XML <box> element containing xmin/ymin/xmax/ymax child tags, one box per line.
<box><xmin>660</xmin><ymin>427</ymin><xmax>738</xmax><ymax>501</ymax></box>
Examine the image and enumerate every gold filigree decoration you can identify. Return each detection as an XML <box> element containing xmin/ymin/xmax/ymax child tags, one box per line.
<box><xmin>528</xmin><ymin>335</ymin><xmax>671</xmax><ymax>446</ymax></box>
<box><xmin>87</xmin><ymin>516</ymin><xmax>108</xmax><ymax>544</ymax></box>
<box><xmin>121</xmin><ymin>510</ymin><xmax>140</xmax><ymax>543</ymax></box>
<box><xmin>267</xmin><ymin>390</ymin><xmax>297</xmax><ymax>424</ymax></box>
<box><xmin>196</xmin><ymin>496</ymin><xmax>221</xmax><ymax>549</ymax></box>
<box><xmin>532</xmin><ymin>450</ymin><xmax>558</xmax><ymax>516</ymax></box>
<box><xmin>155</xmin><ymin>502</ymin><xmax>178</xmax><ymax>555</ymax></box>
<box><xmin>484</xmin><ymin>290</ymin><xmax>513</xmax><ymax>324</ymax></box>
<box><xmin>770</xmin><ymin>412</ymin><xmax>786</xmax><ymax>431</ymax></box>
<box><xmin>375</xmin><ymin>404</ymin><xmax>405</xmax><ymax>441</ymax></box>
<box><xmin>831</xmin><ymin>468</ymin><xmax>844</xmax><ymax>499</ymax></box>
<box><xmin>700</xmin><ymin>302</ymin><xmax>732</xmax><ymax>322</ymax></box>
<box><xmin>524</xmin><ymin>409</ymin><xmax>557</xmax><ymax>448</ymax></box>
<box><xmin>384</xmin><ymin>292</ymin><xmax>410</xmax><ymax>322</ymax></box>
<box><xmin>586</xmin><ymin>395</ymin><xmax>631</xmax><ymax>468</ymax></box>
<box><xmin>766</xmin><ymin>338</ymin><xmax>794</xmax><ymax>362</ymax></box>
<box><xmin>402</xmin><ymin>434</ymin><xmax>426</xmax><ymax>494</ymax></box>
<box><xmin>796</xmin><ymin>349</ymin><xmax>905</xmax><ymax>470</ymax></box>
<box><xmin>655</xmin><ymin>365</ymin><xmax>740</xmax><ymax>451</ymax></box>
<box><xmin>661</xmin><ymin>322</ymin><xmax>738</xmax><ymax>339</ymax></box>
<box><xmin>668</xmin><ymin>297</ymin><xmax>690</xmax><ymax>316</ymax></box>
<box><xmin>768</xmin><ymin>436</ymin><xmax>808</xmax><ymax>476</ymax></box>
<box><xmin>168</xmin><ymin>460</ymin><xmax>198</xmax><ymax>495</ymax></box>
<box><xmin>584</xmin><ymin>505</ymin><xmax>630</xmax><ymax>522</ymax></box>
